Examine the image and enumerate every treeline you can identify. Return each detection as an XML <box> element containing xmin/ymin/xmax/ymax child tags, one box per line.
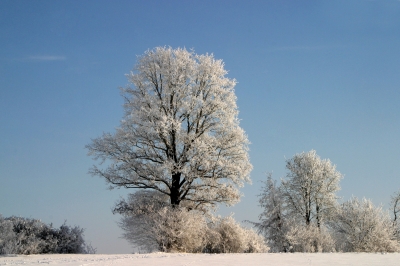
<box><xmin>0</xmin><ymin>215</ymin><xmax>95</xmax><ymax>255</ymax></box>
<box><xmin>114</xmin><ymin>150</ymin><xmax>400</xmax><ymax>253</ymax></box>
<box><xmin>251</xmin><ymin>150</ymin><xmax>400</xmax><ymax>253</ymax></box>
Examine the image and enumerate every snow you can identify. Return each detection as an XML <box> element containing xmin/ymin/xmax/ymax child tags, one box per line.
<box><xmin>1</xmin><ymin>253</ymin><xmax>400</xmax><ymax>266</ymax></box>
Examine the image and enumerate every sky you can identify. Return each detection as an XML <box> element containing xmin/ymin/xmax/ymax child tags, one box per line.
<box><xmin>1</xmin><ymin>0</ymin><xmax>400</xmax><ymax>254</ymax></box>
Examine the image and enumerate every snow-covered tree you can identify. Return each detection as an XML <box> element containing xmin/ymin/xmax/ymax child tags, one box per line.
<box><xmin>253</xmin><ymin>152</ymin><xmax>342</xmax><ymax>252</ymax></box>
<box><xmin>392</xmin><ymin>190</ymin><xmax>400</xmax><ymax>221</ymax></box>
<box><xmin>250</xmin><ymin>173</ymin><xmax>288</xmax><ymax>252</ymax></box>
<box><xmin>391</xmin><ymin>190</ymin><xmax>400</xmax><ymax>240</ymax></box>
<box><xmin>282</xmin><ymin>150</ymin><xmax>342</xmax><ymax>228</ymax></box>
<box><xmin>87</xmin><ymin>47</ymin><xmax>252</xmax><ymax>210</ymax></box>
<box><xmin>330</xmin><ymin>197</ymin><xmax>400</xmax><ymax>252</ymax></box>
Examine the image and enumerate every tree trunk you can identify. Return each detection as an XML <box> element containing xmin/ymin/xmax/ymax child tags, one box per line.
<box><xmin>170</xmin><ymin>172</ymin><xmax>181</xmax><ymax>207</ymax></box>
<box><xmin>316</xmin><ymin>201</ymin><xmax>321</xmax><ymax>230</ymax></box>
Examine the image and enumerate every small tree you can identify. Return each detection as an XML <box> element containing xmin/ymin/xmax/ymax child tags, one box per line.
<box><xmin>391</xmin><ymin>190</ymin><xmax>400</xmax><ymax>240</ymax></box>
<box><xmin>282</xmin><ymin>150</ymin><xmax>342</xmax><ymax>228</ymax></box>
<box><xmin>253</xmin><ymin>151</ymin><xmax>342</xmax><ymax>252</ymax></box>
<box><xmin>87</xmin><ymin>47</ymin><xmax>252</xmax><ymax>211</ymax></box>
<box><xmin>330</xmin><ymin>197</ymin><xmax>400</xmax><ymax>252</ymax></box>
<box><xmin>250</xmin><ymin>174</ymin><xmax>288</xmax><ymax>252</ymax></box>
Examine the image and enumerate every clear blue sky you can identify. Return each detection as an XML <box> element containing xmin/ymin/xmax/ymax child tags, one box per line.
<box><xmin>1</xmin><ymin>0</ymin><xmax>400</xmax><ymax>253</ymax></box>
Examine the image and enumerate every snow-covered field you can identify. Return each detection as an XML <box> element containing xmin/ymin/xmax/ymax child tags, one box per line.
<box><xmin>1</xmin><ymin>253</ymin><xmax>400</xmax><ymax>266</ymax></box>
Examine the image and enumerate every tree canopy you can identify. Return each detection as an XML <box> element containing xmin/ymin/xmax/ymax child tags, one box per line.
<box><xmin>282</xmin><ymin>150</ymin><xmax>342</xmax><ymax>227</ymax></box>
<box><xmin>87</xmin><ymin>47</ymin><xmax>252</xmax><ymax>210</ymax></box>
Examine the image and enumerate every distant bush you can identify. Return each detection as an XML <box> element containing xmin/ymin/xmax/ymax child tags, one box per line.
<box><xmin>0</xmin><ymin>215</ymin><xmax>96</xmax><ymax>255</ymax></box>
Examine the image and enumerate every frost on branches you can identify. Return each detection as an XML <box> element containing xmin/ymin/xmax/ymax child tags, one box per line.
<box><xmin>0</xmin><ymin>215</ymin><xmax>96</xmax><ymax>255</ymax></box>
<box><xmin>87</xmin><ymin>47</ymin><xmax>252</xmax><ymax>210</ymax></box>
<box><xmin>391</xmin><ymin>190</ymin><xmax>400</xmax><ymax>240</ymax></box>
<box><xmin>253</xmin><ymin>150</ymin><xmax>342</xmax><ymax>252</ymax></box>
<box><xmin>113</xmin><ymin>191</ymin><xmax>268</xmax><ymax>253</ymax></box>
<box><xmin>330</xmin><ymin>197</ymin><xmax>400</xmax><ymax>252</ymax></box>
<box><xmin>254</xmin><ymin>151</ymin><xmax>400</xmax><ymax>253</ymax></box>
<box><xmin>249</xmin><ymin>173</ymin><xmax>288</xmax><ymax>252</ymax></box>
<box><xmin>282</xmin><ymin>150</ymin><xmax>342</xmax><ymax>228</ymax></box>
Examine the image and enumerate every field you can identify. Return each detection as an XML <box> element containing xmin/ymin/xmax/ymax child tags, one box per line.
<box><xmin>1</xmin><ymin>253</ymin><xmax>400</xmax><ymax>266</ymax></box>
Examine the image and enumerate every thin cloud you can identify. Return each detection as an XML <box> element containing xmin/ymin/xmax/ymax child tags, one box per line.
<box><xmin>28</xmin><ymin>55</ymin><xmax>67</xmax><ymax>61</ymax></box>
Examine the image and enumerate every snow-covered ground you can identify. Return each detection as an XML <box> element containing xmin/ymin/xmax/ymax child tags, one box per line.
<box><xmin>1</xmin><ymin>253</ymin><xmax>400</xmax><ymax>266</ymax></box>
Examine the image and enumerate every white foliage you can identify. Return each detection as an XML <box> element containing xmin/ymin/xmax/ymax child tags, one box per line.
<box><xmin>116</xmin><ymin>191</ymin><xmax>170</xmax><ymax>252</ymax></box>
<box><xmin>87</xmin><ymin>47</ymin><xmax>252</xmax><ymax>209</ymax></box>
<box><xmin>254</xmin><ymin>152</ymin><xmax>342</xmax><ymax>253</ymax></box>
<box><xmin>390</xmin><ymin>190</ymin><xmax>400</xmax><ymax>240</ymax></box>
<box><xmin>282</xmin><ymin>150</ymin><xmax>342</xmax><ymax>227</ymax></box>
<box><xmin>117</xmin><ymin>191</ymin><xmax>268</xmax><ymax>253</ymax></box>
<box><xmin>8</xmin><ymin>217</ymin><xmax>49</xmax><ymax>255</ymax></box>
<box><xmin>285</xmin><ymin>221</ymin><xmax>335</xmax><ymax>252</ymax></box>
<box><xmin>207</xmin><ymin>216</ymin><xmax>269</xmax><ymax>253</ymax></box>
<box><xmin>330</xmin><ymin>197</ymin><xmax>400</xmax><ymax>252</ymax></box>
<box><xmin>0</xmin><ymin>215</ymin><xmax>17</xmax><ymax>254</ymax></box>
<box><xmin>116</xmin><ymin>191</ymin><xmax>207</xmax><ymax>252</ymax></box>
<box><xmin>0</xmin><ymin>215</ymin><xmax>94</xmax><ymax>255</ymax></box>
<box><xmin>251</xmin><ymin>174</ymin><xmax>289</xmax><ymax>252</ymax></box>
<box><xmin>153</xmin><ymin>207</ymin><xmax>208</xmax><ymax>252</ymax></box>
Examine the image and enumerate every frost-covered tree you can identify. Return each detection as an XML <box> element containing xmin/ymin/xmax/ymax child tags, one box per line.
<box><xmin>391</xmin><ymin>190</ymin><xmax>400</xmax><ymax>223</ymax></box>
<box><xmin>391</xmin><ymin>190</ymin><xmax>400</xmax><ymax>240</ymax></box>
<box><xmin>87</xmin><ymin>47</ymin><xmax>252</xmax><ymax>210</ymax></box>
<box><xmin>250</xmin><ymin>173</ymin><xmax>288</xmax><ymax>252</ymax></box>
<box><xmin>329</xmin><ymin>197</ymin><xmax>400</xmax><ymax>252</ymax></box>
<box><xmin>282</xmin><ymin>150</ymin><xmax>342</xmax><ymax>228</ymax></box>
<box><xmin>253</xmin><ymin>151</ymin><xmax>342</xmax><ymax>252</ymax></box>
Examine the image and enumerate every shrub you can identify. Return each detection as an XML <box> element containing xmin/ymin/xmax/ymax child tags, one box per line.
<box><xmin>0</xmin><ymin>215</ymin><xmax>95</xmax><ymax>255</ymax></box>
<box><xmin>0</xmin><ymin>215</ymin><xmax>17</xmax><ymax>254</ymax></box>
<box><xmin>116</xmin><ymin>191</ymin><xmax>268</xmax><ymax>253</ymax></box>
<box><xmin>285</xmin><ymin>221</ymin><xmax>335</xmax><ymax>252</ymax></box>
<box><xmin>206</xmin><ymin>216</ymin><xmax>268</xmax><ymax>253</ymax></box>
<box><xmin>120</xmin><ymin>204</ymin><xmax>208</xmax><ymax>253</ymax></box>
<box><xmin>153</xmin><ymin>207</ymin><xmax>208</xmax><ymax>252</ymax></box>
<box><xmin>330</xmin><ymin>197</ymin><xmax>400</xmax><ymax>252</ymax></box>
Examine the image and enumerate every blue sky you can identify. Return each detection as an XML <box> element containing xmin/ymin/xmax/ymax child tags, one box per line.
<box><xmin>1</xmin><ymin>0</ymin><xmax>400</xmax><ymax>253</ymax></box>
